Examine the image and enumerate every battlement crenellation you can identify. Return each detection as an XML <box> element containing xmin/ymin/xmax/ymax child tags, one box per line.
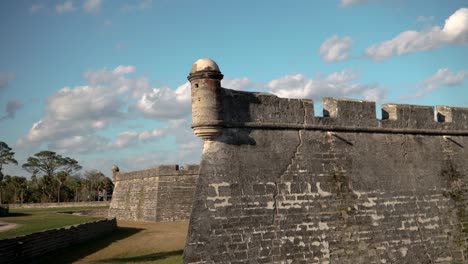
<box><xmin>188</xmin><ymin>59</ymin><xmax>468</xmax><ymax>141</ymax></box>
<box><xmin>194</xmin><ymin>89</ymin><xmax>468</xmax><ymax>134</ymax></box>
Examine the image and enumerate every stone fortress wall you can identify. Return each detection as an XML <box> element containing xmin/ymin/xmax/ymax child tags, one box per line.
<box><xmin>0</xmin><ymin>218</ymin><xmax>117</xmax><ymax>263</ymax></box>
<box><xmin>108</xmin><ymin>164</ymin><xmax>199</xmax><ymax>222</ymax></box>
<box><xmin>183</xmin><ymin>59</ymin><xmax>468</xmax><ymax>263</ymax></box>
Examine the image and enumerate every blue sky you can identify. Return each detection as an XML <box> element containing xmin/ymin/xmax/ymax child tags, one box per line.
<box><xmin>0</xmin><ymin>0</ymin><xmax>467</xmax><ymax>177</ymax></box>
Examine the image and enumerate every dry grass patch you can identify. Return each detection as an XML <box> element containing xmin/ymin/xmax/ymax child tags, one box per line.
<box><xmin>38</xmin><ymin>220</ymin><xmax>189</xmax><ymax>263</ymax></box>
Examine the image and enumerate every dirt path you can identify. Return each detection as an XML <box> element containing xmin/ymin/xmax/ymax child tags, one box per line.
<box><xmin>0</xmin><ymin>221</ymin><xmax>19</xmax><ymax>232</ymax></box>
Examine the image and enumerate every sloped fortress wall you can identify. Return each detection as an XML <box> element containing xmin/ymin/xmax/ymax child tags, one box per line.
<box><xmin>183</xmin><ymin>59</ymin><xmax>468</xmax><ymax>263</ymax></box>
<box><xmin>108</xmin><ymin>164</ymin><xmax>199</xmax><ymax>222</ymax></box>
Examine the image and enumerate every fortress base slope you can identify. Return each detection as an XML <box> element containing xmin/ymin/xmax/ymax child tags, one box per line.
<box><xmin>183</xmin><ymin>59</ymin><xmax>468</xmax><ymax>263</ymax></box>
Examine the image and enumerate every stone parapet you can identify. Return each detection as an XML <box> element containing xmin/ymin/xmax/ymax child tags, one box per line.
<box><xmin>194</xmin><ymin>90</ymin><xmax>468</xmax><ymax>137</ymax></box>
<box><xmin>113</xmin><ymin>164</ymin><xmax>200</xmax><ymax>182</ymax></box>
<box><xmin>0</xmin><ymin>218</ymin><xmax>116</xmax><ymax>263</ymax></box>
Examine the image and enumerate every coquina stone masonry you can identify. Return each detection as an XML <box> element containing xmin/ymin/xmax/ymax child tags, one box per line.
<box><xmin>183</xmin><ymin>58</ymin><xmax>468</xmax><ymax>263</ymax></box>
<box><xmin>0</xmin><ymin>218</ymin><xmax>117</xmax><ymax>263</ymax></box>
<box><xmin>108</xmin><ymin>164</ymin><xmax>199</xmax><ymax>222</ymax></box>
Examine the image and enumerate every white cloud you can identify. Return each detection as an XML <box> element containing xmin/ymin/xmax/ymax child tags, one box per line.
<box><xmin>443</xmin><ymin>8</ymin><xmax>468</xmax><ymax>43</ymax></box>
<box><xmin>46</xmin><ymin>118</ymin><xmax>193</xmax><ymax>169</ymax></box>
<box><xmin>111</xmin><ymin>123</ymin><xmax>173</xmax><ymax>149</ymax></box>
<box><xmin>92</xmin><ymin>120</ymin><xmax>107</xmax><ymax>129</ymax></box>
<box><xmin>30</xmin><ymin>1</ymin><xmax>103</xmax><ymax>14</ymax></box>
<box><xmin>18</xmin><ymin>113</ymin><xmax>117</xmax><ymax>149</ymax></box>
<box><xmin>365</xmin><ymin>8</ymin><xmax>468</xmax><ymax>60</ymax></box>
<box><xmin>113</xmin><ymin>65</ymin><xmax>136</xmax><ymax>75</ymax></box>
<box><xmin>324</xmin><ymin>69</ymin><xmax>359</xmax><ymax>83</ymax></box>
<box><xmin>83</xmin><ymin>0</ymin><xmax>102</xmax><ymax>13</ymax></box>
<box><xmin>413</xmin><ymin>68</ymin><xmax>468</xmax><ymax>98</ymax></box>
<box><xmin>113</xmin><ymin>131</ymin><xmax>139</xmax><ymax>148</ymax></box>
<box><xmin>82</xmin><ymin>66</ymin><xmax>150</xmax><ymax>98</ymax></box>
<box><xmin>45</xmin><ymin>86</ymin><xmax>122</xmax><ymax>121</ymax></box>
<box><xmin>55</xmin><ymin>0</ymin><xmax>75</xmax><ymax>14</ymax></box>
<box><xmin>221</xmin><ymin>78</ymin><xmax>253</xmax><ymax>91</ymax></box>
<box><xmin>266</xmin><ymin>69</ymin><xmax>386</xmax><ymax>102</ymax></box>
<box><xmin>319</xmin><ymin>35</ymin><xmax>353</xmax><ymax>62</ymax></box>
<box><xmin>340</xmin><ymin>0</ymin><xmax>369</xmax><ymax>7</ymax></box>
<box><xmin>365</xmin><ymin>28</ymin><xmax>443</xmax><ymax>60</ymax></box>
<box><xmin>18</xmin><ymin>65</ymin><xmax>141</xmax><ymax>148</ymax></box>
<box><xmin>17</xmin><ymin>65</ymin><xmax>192</xmax><ymax>154</ymax></box>
<box><xmin>48</xmin><ymin>135</ymin><xmax>111</xmax><ymax>154</ymax></box>
<box><xmin>133</xmin><ymin>82</ymin><xmax>191</xmax><ymax>119</ymax></box>
<box><xmin>138</xmin><ymin>128</ymin><xmax>165</xmax><ymax>141</ymax></box>
<box><xmin>45</xmin><ymin>126</ymin><xmax>168</xmax><ymax>154</ymax></box>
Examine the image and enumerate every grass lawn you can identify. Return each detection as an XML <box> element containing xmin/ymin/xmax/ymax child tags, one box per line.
<box><xmin>37</xmin><ymin>220</ymin><xmax>188</xmax><ymax>264</ymax></box>
<box><xmin>0</xmin><ymin>207</ymin><xmax>105</xmax><ymax>240</ymax></box>
<box><xmin>9</xmin><ymin>205</ymin><xmax>109</xmax><ymax>213</ymax></box>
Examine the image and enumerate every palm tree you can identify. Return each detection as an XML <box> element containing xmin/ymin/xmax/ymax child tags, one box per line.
<box><xmin>10</xmin><ymin>176</ymin><xmax>26</xmax><ymax>204</ymax></box>
<box><xmin>56</xmin><ymin>171</ymin><xmax>68</xmax><ymax>202</ymax></box>
<box><xmin>67</xmin><ymin>175</ymin><xmax>82</xmax><ymax>202</ymax></box>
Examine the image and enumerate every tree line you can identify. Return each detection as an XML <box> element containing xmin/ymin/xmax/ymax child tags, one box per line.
<box><xmin>0</xmin><ymin>141</ymin><xmax>113</xmax><ymax>204</ymax></box>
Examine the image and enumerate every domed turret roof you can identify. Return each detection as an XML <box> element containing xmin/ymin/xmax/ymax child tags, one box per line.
<box><xmin>190</xmin><ymin>58</ymin><xmax>220</xmax><ymax>74</ymax></box>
